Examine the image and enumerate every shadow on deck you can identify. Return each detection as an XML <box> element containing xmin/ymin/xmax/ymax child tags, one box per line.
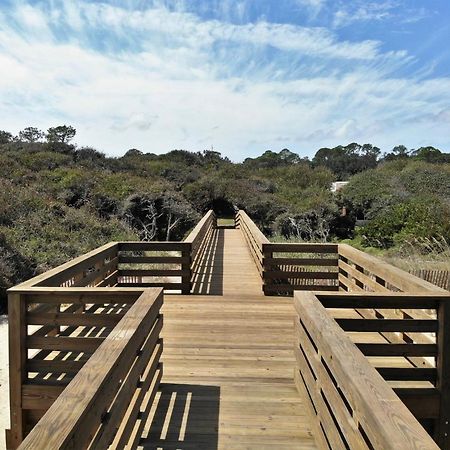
<box><xmin>141</xmin><ymin>384</ymin><xmax>220</xmax><ymax>450</ymax></box>
<box><xmin>191</xmin><ymin>228</ymin><xmax>224</xmax><ymax>295</ymax></box>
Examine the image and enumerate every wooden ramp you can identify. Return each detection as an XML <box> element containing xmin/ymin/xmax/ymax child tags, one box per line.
<box><xmin>141</xmin><ymin>229</ymin><xmax>318</xmax><ymax>449</ymax></box>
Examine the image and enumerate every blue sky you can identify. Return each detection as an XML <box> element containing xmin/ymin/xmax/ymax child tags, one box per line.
<box><xmin>0</xmin><ymin>0</ymin><xmax>449</xmax><ymax>159</ymax></box>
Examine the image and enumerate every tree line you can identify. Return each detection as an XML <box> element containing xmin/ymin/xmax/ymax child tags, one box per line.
<box><xmin>0</xmin><ymin>125</ymin><xmax>449</xmax><ymax>310</ymax></box>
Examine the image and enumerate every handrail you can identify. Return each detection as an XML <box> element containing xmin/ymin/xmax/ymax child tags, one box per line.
<box><xmin>17</xmin><ymin>288</ymin><xmax>163</xmax><ymax>450</ymax></box>
<box><xmin>236</xmin><ymin>210</ymin><xmax>269</xmax><ymax>277</ymax></box>
<box><xmin>338</xmin><ymin>243</ymin><xmax>445</xmax><ymax>293</ymax></box>
<box><xmin>262</xmin><ymin>242</ymin><xmax>339</xmax><ymax>295</ymax></box>
<box><xmin>11</xmin><ymin>242</ymin><xmax>119</xmax><ymax>289</ymax></box>
<box><xmin>118</xmin><ymin>241</ymin><xmax>191</xmax><ymax>293</ymax></box>
<box><xmin>294</xmin><ymin>291</ymin><xmax>440</xmax><ymax>450</ymax></box>
<box><xmin>184</xmin><ymin>210</ymin><xmax>216</xmax><ymax>261</ymax></box>
<box><xmin>184</xmin><ymin>210</ymin><xmax>216</xmax><ymax>283</ymax></box>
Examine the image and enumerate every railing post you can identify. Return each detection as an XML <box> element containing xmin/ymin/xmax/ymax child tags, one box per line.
<box><xmin>183</xmin><ymin>244</ymin><xmax>192</xmax><ymax>295</ymax></box>
<box><xmin>6</xmin><ymin>292</ymin><xmax>27</xmax><ymax>449</ymax></box>
<box><xmin>436</xmin><ymin>299</ymin><xmax>450</xmax><ymax>449</ymax></box>
<box><xmin>262</xmin><ymin>243</ymin><xmax>271</xmax><ymax>296</ymax></box>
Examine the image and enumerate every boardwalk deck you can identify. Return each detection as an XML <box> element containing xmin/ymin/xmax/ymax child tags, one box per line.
<box><xmin>8</xmin><ymin>212</ymin><xmax>445</xmax><ymax>449</ymax></box>
<box><xmin>142</xmin><ymin>229</ymin><xmax>318</xmax><ymax>449</ymax></box>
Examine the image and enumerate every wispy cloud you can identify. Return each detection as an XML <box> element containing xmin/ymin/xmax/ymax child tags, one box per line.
<box><xmin>0</xmin><ymin>0</ymin><xmax>448</xmax><ymax>158</ymax></box>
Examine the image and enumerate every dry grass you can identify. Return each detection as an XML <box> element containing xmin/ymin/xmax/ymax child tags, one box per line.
<box><xmin>383</xmin><ymin>236</ymin><xmax>450</xmax><ymax>272</ymax></box>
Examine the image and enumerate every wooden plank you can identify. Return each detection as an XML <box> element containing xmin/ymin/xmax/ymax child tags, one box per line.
<box><xmin>184</xmin><ymin>210</ymin><xmax>215</xmax><ymax>244</ymax></box>
<box><xmin>293</xmin><ymin>340</ymin><xmax>347</xmax><ymax>449</ymax></box>
<box><xmin>264</xmin><ymin>257</ymin><xmax>338</xmax><ymax>267</ymax></box>
<box><xmin>8</xmin><ymin>293</ymin><xmax>26</xmax><ymax>448</ymax></box>
<box><xmin>73</xmin><ymin>257</ymin><xmax>118</xmax><ymax>288</ymax></box>
<box><xmin>294</xmin><ymin>291</ymin><xmax>439</xmax><ymax>450</ymax></box>
<box><xmin>295</xmin><ymin>321</ymin><xmax>370</xmax><ymax>449</ymax></box>
<box><xmin>318</xmin><ymin>294</ymin><xmax>440</xmax><ymax>310</ymax></box>
<box><xmin>356</xmin><ymin>343</ymin><xmax>437</xmax><ymax>357</ymax></box>
<box><xmin>12</xmin><ymin>242</ymin><xmax>119</xmax><ymax>289</ymax></box>
<box><xmin>338</xmin><ymin>244</ymin><xmax>445</xmax><ymax>293</ymax></box>
<box><xmin>118</xmin><ymin>255</ymin><xmax>189</xmax><ymax>264</ymax></box>
<box><xmin>24</xmin><ymin>287</ymin><xmax>144</xmax><ymax>304</ymax></box>
<box><xmin>26</xmin><ymin>312</ymin><xmax>124</xmax><ymax>327</ymax></box>
<box><xmin>91</xmin><ymin>340</ymin><xmax>163</xmax><ymax>448</ymax></box>
<box><xmin>376</xmin><ymin>367</ymin><xmax>437</xmax><ymax>382</ymax></box>
<box><xmin>119</xmin><ymin>242</ymin><xmax>190</xmax><ymax>251</ymax></box>
<box><xmin>18</xmin><ymin>288</ymin><xmax>163</xmax><ymax>450</ymax></box>
<box><xmin>339</xmin><ymin>259</ymin><xmax>390</xmax><ymax>292</ymax></box>
<box><xmin>263</xmin><ymin>284</ymin><xmax>339</xmax><ymax>294</ymax></box>
<box><xmin>263</xmin><ymin>243</ymin><xmax>338</xmax><ymax>254</ymax></box>
<box><xmin>336</xmin><ymin>318</ymin><xmax>438</xmax><ymax>333</ymax></box>
<box><xmin>117</xmin><ymin>282</ymin><xmax>186</xmax><ymax>290</ymax></box>
<box><xmin>436</xmin><ymin>299</ymin><xmax>450</xmax><ymax>448</ymax></box>
<box><xmin>27</xmin><ymin>359</ymin><xmax>86</xmax><ymax>375</ymax></box>
<box><xmin>22</xmin><ymin>385</ymin><xmax>65</xmax><ymax>410</ymax></box>
<box><xmin>119</xmin><ymin>269</ymin><xmax>189</xmax><ymax>277</ymax></box>
<box><xmin>294</xmin><ymin>370</ymin><xmax>330</xmax><ymax>449</ymax></box>
<box><xmin>265</xmin><ymin>271</ymin><xmax>338</xmax><ymax>280</ymax></box>
<box><xmin>26</xmin><ymin>336</ymin><xmax>104</xmax><ymax>352</ymax></box>
<box><xmin>394</xmin><ymin>388</ymin><xmax>440</xmax><ymax>419</ymax></box>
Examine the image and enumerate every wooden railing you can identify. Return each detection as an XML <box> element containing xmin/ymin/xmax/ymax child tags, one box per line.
<box><xmin>294</xmin><ymin>291</ymin><xmax>447</xmax><ymax>450</ymax></box>
<box><xmin>118</xmin><ymin>241</ymin><xmax>191</xmax><ymax>293</ymax></box>
<box><xmin>184</xmin><ymin>210</ymin><xmax>217</xmax><ymax>280</ymax></box>
<box><xmin>338</xmin><ymin>243</ymin><xmax>442</xmax><ymax>293</ymax></box>
<box><xmin>19</xmin><ymin>242</ymin><xmax>119</xmax><ymax>289</ymax></box>
<box><xmin>236</xmin><ymin>211</ymin><xmax>447</xmax><ymax>298</ymax></box>
<box><xmin>236</xmin><ymin>210</ymin><xmax>269</xmax><ymax>278</ymax></box>
<box><xmin>262</xmin><ymin>243</ymin><xmax>339</xmax><ymax>295</ymax></box>
<box><xmin>6</xmin><ymin>286</ymin><xmax>151</xmax><ymax>448</ymax></box>
<box><xmin>6</xmin><ymin>211</ymin><xmax>218</xmax><ymax>448</ymax></box>
<box><xmin>16</xmin><ymin>288</ymin><xmax>163</xmax><ymax>450</ymax></box>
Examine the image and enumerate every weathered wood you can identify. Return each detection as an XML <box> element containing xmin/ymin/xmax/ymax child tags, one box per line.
<box><xmin>26</xmin><ymin>312</ymin><xmax>124</xmax><ymax>327</ymax></box>
<box><xmin>436</xmin><ymin>298</ymin><xmax>450</xmax><ymax>448</ymax></box>
<box><xmin>294</xmin><ymin>291</ymin><xmax>439</xmax><ymax>450</ymax></box>
<box><xmin>18</xmin><ymin>243</ymin><xmax>119</xmax><ymax>289</ymax></box>
<box><xmin>17</xmin><ymin>288</ymin><xmax>163</xmax><ymax>450</ymax></box>
<box><xmin>395</xmin><ymin>388</ymin><xmax>440</xmax><ymax>419</ymax></box>
<box><xmin>118</xmin><ymin>255</ymin><xmax>190</xmax><ymax>264</ymax></box>
<box><xmin>119</xmin><ymin>241</ymin><xmax>190</xmax><ymax>251</ymax></box>
<box><xmin>356</xmin><ymin>343</ymin><xmax>437</xmax><ymax>357</ymax></box>
<box><xmin>7</xmin><ymin>293</ymin><xmax>27</xmax><ymax>449</ymax></box>
<box><xmin>339</xmin><ymin>244</ymin><xmax>446</xmax><ymax>293</ymax></box>
<box><xmin>264</xmin><ymin>257</ymin><xmax>338</xmax><ymax>266</ymax></box>
<box><xmin>265</xmin><ymin>243</ymin><xmax>338</xmax><ymax>253</ymax></box>
<box><xmin>317</xmin><ymin>293</ymin><xmax>441</xmax><ymax>310</ymax></box>
<box><xmin>336</xmin><ymin>318</ymin><xmax>438</xmax><ymax>333</ymax></box>
<box><xmin>376</xmin><ymin>367</ymin><xmax>437</xmax><ymax>382</ymax></box>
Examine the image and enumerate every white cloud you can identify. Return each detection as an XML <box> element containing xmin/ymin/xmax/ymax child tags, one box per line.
<box><xmin>0</xmin><ymin>1</ymin><xmax>448</xmax><ymax>159</ymax></box>
<box><xmin>333</xmin><ymin>1</ymin><xmax>398</xmax><ymax>28</ymax></box>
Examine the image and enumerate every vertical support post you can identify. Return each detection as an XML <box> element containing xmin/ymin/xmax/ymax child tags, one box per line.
<box><xmin>262</xmin><ymin>243</ymin><xmax>271</xmax><ymax>296</ymax></box>
<box><xmin>182</xmin><ymin>244</ymin><xmax>192</xmax><ymax>295</ymax></box>
<box><xmin>436</xmin><ymin>298</ymin><xmax>450</xmax><ymax>449</ymax></box>
<box><xmin>338</xmin><ymin>255</ymin><xmax>349</xmax><ymax>292</ymax></box>
<box><xmin>354</xmin><ymin>263</ymin><xmax>365</xmax><ymax>289</ymax></box>
<box><xmin>7</xmin><ymin>291</ymin><xmax>27</xmax><ymax>449</ymax></box>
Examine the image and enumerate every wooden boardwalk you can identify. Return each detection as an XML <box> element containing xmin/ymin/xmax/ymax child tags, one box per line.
<box><xmin>141</xmin><ymin>229</ymin><xmax>318</xmax><ymax>449</ymax></box>
<box><xmin>9</xmin><ymin>211</ymin><xmax>446</xmax><ymax>450</ymax></box>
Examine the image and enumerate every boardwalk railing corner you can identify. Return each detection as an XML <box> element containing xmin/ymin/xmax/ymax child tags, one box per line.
<box><xmin>5</xmin><ymin>209</ymin><xmax>450</xmax><ymax>449</ymax></box>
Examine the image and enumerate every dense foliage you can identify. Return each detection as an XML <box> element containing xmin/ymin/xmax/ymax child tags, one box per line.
<box><xmin>0</xmin><ymin>125</ymin><xmax>449</xmax><ymax>310</ymax></box>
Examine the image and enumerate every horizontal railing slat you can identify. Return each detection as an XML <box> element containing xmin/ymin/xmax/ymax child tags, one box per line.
<box><xmin>294</xmin><ymin>291</ymin><xmax>439</xmax><ymax>450</ymax></box>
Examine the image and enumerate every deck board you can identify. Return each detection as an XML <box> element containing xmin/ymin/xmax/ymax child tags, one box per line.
<box><xmin>141</xmin><ymin>229</ymin><xmax>318</xmax><ymax>449</ymax></box>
